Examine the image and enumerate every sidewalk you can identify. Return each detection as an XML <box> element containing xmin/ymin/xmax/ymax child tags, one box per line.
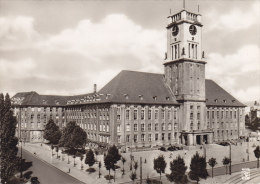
<box><xmin>22</xmin><ymin>143</ymin><xmax>110</xmax><ymax>184</ymax></box>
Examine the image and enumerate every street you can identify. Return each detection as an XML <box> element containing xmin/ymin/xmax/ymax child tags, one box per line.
<box><xmin>20</xmin><ymin>149</ymin><xmax>85</xmax><ymax>184</ymax></box>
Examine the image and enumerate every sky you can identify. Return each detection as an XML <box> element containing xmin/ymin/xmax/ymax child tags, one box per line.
<box><xmin>0</xmin><ymin>0</ymin><xmax>259</xmax><ymax>105</ymax></box>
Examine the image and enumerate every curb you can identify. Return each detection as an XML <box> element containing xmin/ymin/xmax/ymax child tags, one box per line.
<box><xmin>22</xmin><ymin>148</ymin><xmax>86</xmax><ymax>184</ymax></box>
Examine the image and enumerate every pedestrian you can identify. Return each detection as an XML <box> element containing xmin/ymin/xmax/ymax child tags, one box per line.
<box><xmin>68</xmin><ymin>168</ymin><xmax>70</xmax><ymax>173</ymax></box>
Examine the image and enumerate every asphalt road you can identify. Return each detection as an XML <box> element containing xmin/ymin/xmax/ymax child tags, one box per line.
<box><xmin>20</xmin><ymin>149</ymin><xmax>85</xmax><ymax>184</ymax></box>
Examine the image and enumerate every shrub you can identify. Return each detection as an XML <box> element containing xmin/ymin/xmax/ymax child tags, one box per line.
<box><xmin>159</xmin><ymin>147</ymin><xmax>166</xmax><ymax>151</ymax></box>
<box><xmin>86</xmin><ymin>168</ymin><xmax>96</xmax><ymax>173</ymax></box>
<box><xmin>23</xmin><ymin>171</ymin><xmax>33</xmax><ymax>180</ymax></box>
<box><xmin>104</xmin><ymin>175</ymin><xmax>114</xmax><ymax>180</ymax></box>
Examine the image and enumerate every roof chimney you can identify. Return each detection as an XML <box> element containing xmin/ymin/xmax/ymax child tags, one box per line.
<box><xmin>94</xmin><ymin>84</ymin><xmax>97</xmax><ymax>93</ymax></box>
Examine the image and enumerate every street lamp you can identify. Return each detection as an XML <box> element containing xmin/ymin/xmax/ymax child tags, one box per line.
<box><xmin>227</xmin><ymin>142</ymin><xmax>232</xmax><ymax>175</ymax></box>
<box><xmin>19</xmin><ymin>102</ymin><xmax>23</xmax><ymax>178</ymax></box>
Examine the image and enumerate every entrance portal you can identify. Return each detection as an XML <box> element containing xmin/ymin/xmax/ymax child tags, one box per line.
<box><xmin>196</xmin><ymin>135</ymin><xmax>201</xmax><ymax>145</ymax></box>
<box><xmin>203</xmin><ymin>135</ymin><xmax>208</xmax><ymax>144</ymax></box>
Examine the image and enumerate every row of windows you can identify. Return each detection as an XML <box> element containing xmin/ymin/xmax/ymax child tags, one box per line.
<box><xmin>124</xmin><ymin>132</ymin><xmax>178</xmax><ymax>143</ymax></box>
<box><xmin>207</xmin><ymin>110</ymin><xmax>237</xmax><ymax>119</ymax></box>
<box><xmin>122</xmin><ymin>109</ymin><xmax>177</xmax><ymax>121</ymax></box>
<box><xmin>117</xmin><ymin>123</ymin><xmax>178</xmax><ymax>132</ymax></box>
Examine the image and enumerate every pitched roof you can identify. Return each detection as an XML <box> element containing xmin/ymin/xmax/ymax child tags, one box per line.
<box><xmin>98</xmin><ymin>70</ymin><xmax>178</xmax><ymax>105</ymax></box>
<box><xmin>11</xmin><ymin>70</ymin><xmax>245</xmax><ymax>107</ymax></box>
<box><xmin>205</xmin><ymin>80</ymin><xmax>245</xmax><ymax>107</ymax></box>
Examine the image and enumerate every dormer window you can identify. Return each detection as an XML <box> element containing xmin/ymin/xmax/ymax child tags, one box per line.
<box><xmin>214</xmin><ymin>99</ymin><xmax>218</xmax><ymax>103</ymax></box>
<box><xmin>166</xmin><ymin>97</ymin><xmax>170</xmax><ymax>101</ymax></box>
<box><xmin>55</xmin><ymin>100</ymin><xmax>60</xmax><ymax>105</ymax></box>
<box><xmin>42</xmin><ymin>100</ymin><xmax>47</xmax><ymax>105</ymax></box>
<box><xmin>124</xmin><ymin>94</ymin><xmax>129</xmax><ymax>100</ymax></box>
<box><xmin>153</xmin><ymin>96</ymin><xmax>157</xmax><ymax>100</ymax></box>
<box><xmin>232</xmin><ymin>100</ymin><xmax>236</xmax><ymax>103</ymax></box>
<box><xmin>223</xmin><ymin>100</ymin><xmax>227</xmax><ymax>103</ymax></box>
<box><xmin>139</xmin><ymin>95</ymin><xmax>143</xmax><ymax>100</ymax></box>
<box><xmin>106</xmin><ymin>94</ymin><xmax>111</xmax><ymax>99</ymax></box>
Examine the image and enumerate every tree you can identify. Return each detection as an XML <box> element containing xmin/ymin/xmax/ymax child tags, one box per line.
<box><xmin>189</xmin><ymin>152</ymin><xmax>208</xmax><ymax>183</ymax></box>
<box><xmin>43</xmin><ymin>119</ymin><xmax>61</xmax><ymax>145</ymax></box>
<box><xmin>154</xmin><ymin>155</ymin><xmax>167</xmax><ymax>181</ymax></box>
<box><xmin>254</xmin><ymin>146</ymin><xmax>260</xmax><ymax>168</ymax></box>
<box><xmin>0</xmin><ymin>93</ymin><xmax>19</xmax><ymax>183</ymax></box>
<box><xmin>107</xmin><ymin>145</ymin><xmax>121</xmax><ymax>164</ymax></box>
<box><xmin>85</xmin><ymin>149</ymin><xmax>95</xmax><ymax>168</ymax></box>
<box><xmin>121</xmin><ymin>157</ymin><xmax>126</xmax><ymax>175</ymax></box>
<box><xmin>104</xmin><ymin>154</ymin><xmax>115</xmax><ymax>183</ymax></box>
<box><xmin>59</xmin><ymin>122</ymin><xmax>87</xmax><ymax>151</ymax></box>
<box><xmin>166</xmin><ymin>155</ymin><xmax>187</xmax><ymax>184</ymax></box>
<box><xmin>130</xmin><ymin>172</ymin><xmax>137</xmax><ymax>184</ymax></box>
<box><xmin>222</xmin><ymin>157</ymin><xmax>231</xmax><ymax>174</ymax></box>
<box><xmin>208</xmin><ymin>157</ymin><xmax>217</xmax><ymax>178</ymax></box>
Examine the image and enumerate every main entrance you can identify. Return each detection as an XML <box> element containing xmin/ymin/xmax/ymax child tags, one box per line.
<box><xmin>181</xmin><ymin>131</ymin><xmax>213</xmax><ymax>146</ymax></box>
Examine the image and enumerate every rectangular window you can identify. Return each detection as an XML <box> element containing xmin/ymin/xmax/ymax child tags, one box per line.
<box><xmin>126</xmin><ymin>124</ymin><xmax>130</xmax><ymax>131</ymax></box>
<box><xmin>162</xmin><ymin>123</ymin><xmax>165</xmax><ymax>131</ymax></box>
<box><xmin>148</xmin><ymin>124</ymin><xmax>151</xmax><ymax>131</ymax></box>
<box><xmin>167</xmin><ymin>110</ymin><xmax>171</xmax><ymax>120</ymax></box>
<box><xmin>190</xmin><ymin>105</ymin><xmax>193</xmax><ymax>110</ymax></box>
<box><xmin>155</xmin><ymin>123</ymin><xmax>159</xmax><ymax>131</ymax></box>
<box><xmin>141</xmin><ymin>124</ymin><xmax>145</xmax><ymax>131</ymax></box>
<box><xmin>126</xmin><ymin>110</ymin><xmax>130</xmax><ymax>120</ymax></box>
<box><xmin>212</xmin><ymin>111</ymin><xmax>215</xmax><ymax>119</ymax></box>
<box><xmin>134</xmin><ymin>110</ymin><xmax>138</xmax><ymax>120</ymax></box>
<box><xmin>155</xmin><ymin>110</ymin><xmax>159</xmax><ymax>120</ymax></box>
<box><xmin>207</xmin><ymin>111</ymin><xmax>209</xmax><ymax>119</ymax></box>
<box><xmin>148</xmin><ymin>109</ymin><xmax>151</xmax><ymax>120</ymax></box>
<box><xmin>197</xmin><ymin>113</ymin><xmax>200</xmax><ymax>120</ymax></box>
<box><xmin>190</xmin><ymin>113</ymin><xmax>193</xmax><ymax>120</ymax></box>
<box><xmin>190</xmin><ymin>122</ymin><xmax>193</xmax><ymax>130</ymax></box>
<box><xmin>134</xmin><ymin>135</ymin><xmax>137</xmax><ymax>143</ymax></box>
<box><xmin>161</xmin><ymin>109</ymin><xmax>165</xmax><ymax>119</ymax></box>
<box><xmin>162</xmin><ymin>133</ymin><xmax>165</xmax><ymax>141</ymax></box>
<box><xmin>168</xmin><ymin>123</ymin><xmax>172</xmax><ymax>131</ymax></box>
<box><xmin>226</xmin><ymin>111</ymin><xmax>228</xmax><ymax>118</ymax></box>
<box><xmin>230</xmin><ymin>111</ymin><xmax>232</xmax><ymax>119</ymax></box>
<box><xmin>148</xmin><ymin>134</ymin><xmax>152</xmax><ymax>142</ymax></box>
<box><xmin>117</xmin><ymin>114</ymin><xmax>120</xmax><ymax>120</ymax></box>
<box><xmin>221</xmin><ymin>111</ymin><xmax>224</xmax><ymax>119</ymax></box>
<box><xmin>126</xmin><ymin>135</ymin><xmax>130</xmax><ymax>142</ymax></box>
<box><xmin>168</xmin><ymin>133</ymin><xmax>171</xmax><ymax>140</ymax></box>
<box><xmin>217</xmin><ymin>111</ymin><xmax>219</xmax><ymax>119</ymax></box>
<box><xmin>155</xmin><ymin>134</ymin><xmax>158</xmax><ymax>141</ymax></box>
<box><xmin>198</xmin><ymin>121</ymin><xmax>200</xmax><ymax>130</ymax></box>
<box><xmin>234</xmin><ymin>111</ymin><xmax>237</xmax><ymax>119</ymax></box>
<box><xmin>141</xmin><ymin>134</ymin><xmax>145</xmax><ymax>142</ymax></box>
<box><xmin>134</xmin><ymin>124</ymin><xmax>138</xmax><ymax>132</ymax></box>
<box><xmin>117</xmin><ymin>125</ymin><xmax>121</xmax><ymax>132</ymax></box>
<box><xmin>174</xmin><ymin>110</ymin><xmax>177</xmax><ymax>119</ymax></box>
<box><xmin>117</xmin><ymin>136</ymin><xmax>121</xmax><ymax>143</ymax></box>
<box><xmin>141</xmin><ymin>110</ymin><xmax>144</xmax><ymax>120</ymax></box>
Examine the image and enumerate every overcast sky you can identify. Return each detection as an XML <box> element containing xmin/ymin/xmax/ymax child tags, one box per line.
<box><xmin>0</xmin><ymin>0</ymin><xmax>259</xmax><ymax>105</ymax></box>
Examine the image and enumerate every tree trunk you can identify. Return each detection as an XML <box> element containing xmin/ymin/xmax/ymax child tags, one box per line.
<box><xmin>109</xmin><ymin>169</ymin><xmax>111</xmax><ymax>183</ymax></box>
<box><xmin>114</xmin><ymin>169</ymin><xmax>116</xmax><ymax>182</ymax></box>
<box><xmin>160</xmin><ymin>172</ymin><xmax>161</xmax><ymax>181</ymax></box>
<box><xmin>212</xmin><ymin>167</ymin><xmax>213</xmax><ymax>178</ymax></box>
<box><xmin>123</xmin><ymin>163</ymin><xmax>125</xmax><ymax>175</ymax></box>
<box><xmin>257</xmin><ymin>158</ymin><xmax>259</xmax><ymax>168</ymax></box>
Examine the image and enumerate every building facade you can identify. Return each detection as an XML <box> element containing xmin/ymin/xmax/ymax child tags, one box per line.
<box><xmin>11</xmin><ymin>8</ymin><xmax>245</xmax><ymax>147</ymax></box>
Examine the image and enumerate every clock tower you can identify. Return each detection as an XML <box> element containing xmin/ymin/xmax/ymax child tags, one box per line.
<box><xmin>164</xmin><ymin>9</ymin><xmax>213</xmax><ymax>146</ymax></box>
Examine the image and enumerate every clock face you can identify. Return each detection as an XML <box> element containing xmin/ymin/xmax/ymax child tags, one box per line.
<box><xmin>172</xmin><ymin>25</ymin><xmax>179</xmax><ymax>36</ymax></box>
<box><xmin>189</xmin><ymin>25</ymin><xmax>197</xmax><ymax>35</ymax></box>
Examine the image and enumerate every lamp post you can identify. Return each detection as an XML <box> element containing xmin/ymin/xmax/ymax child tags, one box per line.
<box><xmin>19</xmin><ymin>103</ymin><xmax>23</xmax><ymax>178</ymax></box>
<box><xmin>229</xmin><ymin>143</ymin><xmax>231</xmax><ymax>175</ymax></box>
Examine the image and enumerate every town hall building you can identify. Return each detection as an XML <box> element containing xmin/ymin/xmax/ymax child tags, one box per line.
<box><xmin>11</xmin><ymin>8</ymin><xmax>245</xmax><ymax>148</ymax></box>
